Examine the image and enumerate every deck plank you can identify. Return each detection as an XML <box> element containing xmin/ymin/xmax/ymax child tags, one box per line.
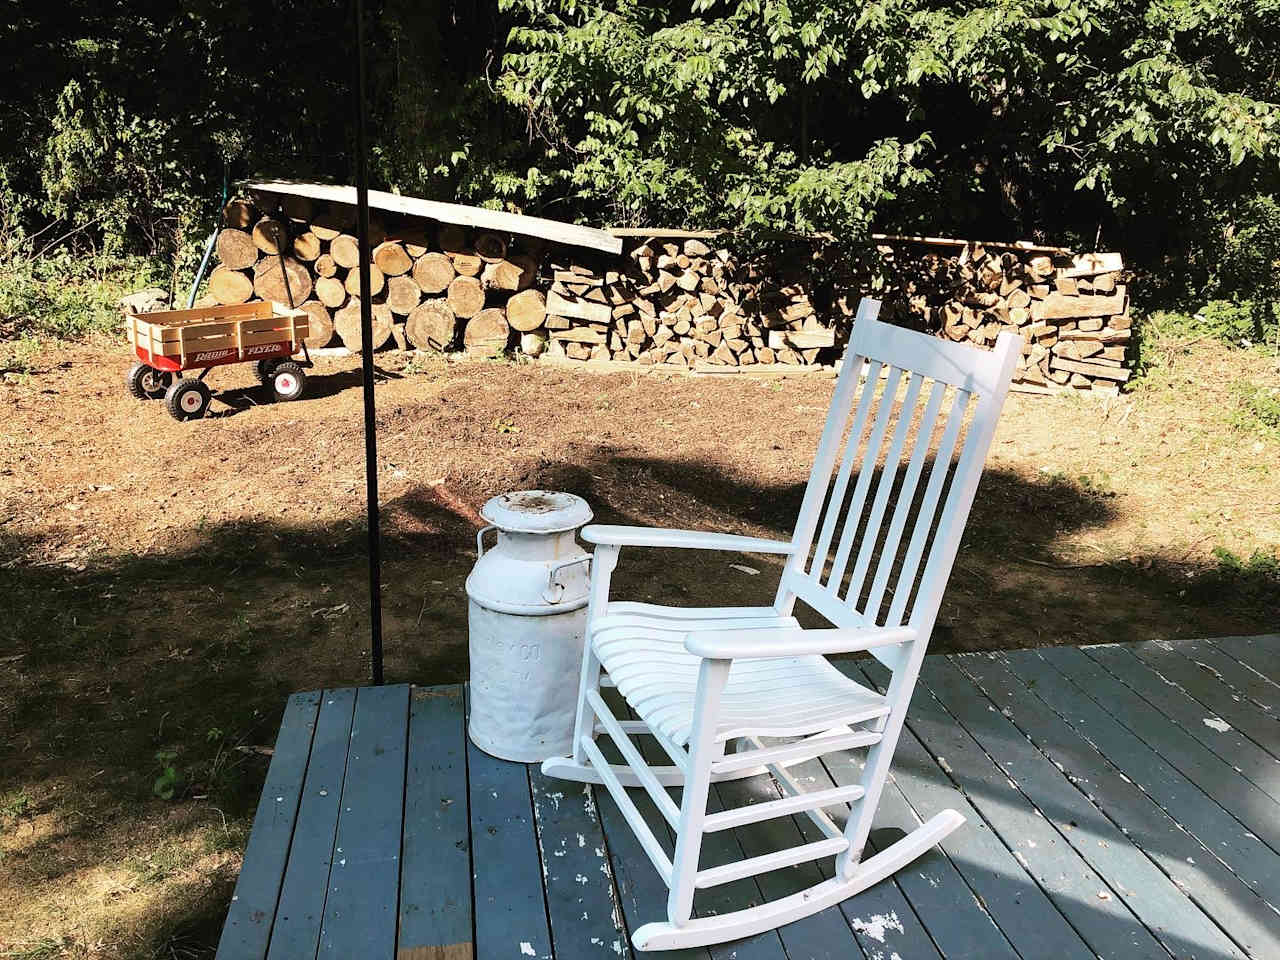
<box><xmin>467</xmin><ymin>697</ymin><xmax>554</xmax><ymax>960</ymax></box>
<box><xmin>215</xmin><ymin>690</ymin><xmax>321</xmax><ymax>960</ymax></box>
<box><xmin>1175</xmin><ymin>637</ymin><xmax>1280</xmax><ymax>712</ymax></box>
<box><xmin>1084</xmin><ymin>644</ymin><xmax>1280</xmax><ymax>802</ymax></box>
<box><xmin>786</xmin><ymin>755</ymin><xmax>945</xmax><ymax>960</ymax></box>
<box><xmin>1038</xmin><ymin>645</ymin><xmax>1280</xmax><ymax>853</ymax></box>
<box><xmin>1002</xmin><ymin>649</ymin><xmax>1280</xmax><ymax>913</ymax></box>
<box><xmin>850</xmin><ymin>662</ymin><xmax>1087</xmax><ymax>960</ymax></box>
<box><xmin>1128</xmin><ymin>640</ymin><xmax>1280</xmax><ymax>761</ymax></box>
<box><xmin>959</xmin><ymin>650</ymin><xmax>1280</xmax><ymax>959</ymax></box>
<box><xmin>1207</xmin><ymin>635</ymin><xmax>1280</xmax><ymax>687</ymax></box>
<box><xmin>317</xmin><ymin>684</ymin><xmax>410</xmax><ymax>959</ymax></box>
<box><xmin>920</xmin><ymin>656</ymin><xmax>1249</xmax><ymax>960</ymax></box>
<box><xmin>266</xmin><ymin>688</ymin><xmax>357</xmax><ymax>960</ymax></box>
<box><xmin>529</xmin><ymin>771</ymin><xmax>632</xmax><ymax>960</ymax></box>
<box><xmin>398</xmin><ymin>686</ymin><xmax>472</xmax><ymax>960</ymax></box>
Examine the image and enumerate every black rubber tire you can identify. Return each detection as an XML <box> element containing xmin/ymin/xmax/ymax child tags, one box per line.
<box><xmin>127</xmin><ymin>362</ymin><xmax>171</xmax><ymax>400</ymax></box>
<box><xmin>271</xmin><ymin>361</ymin><xmax>306</xmax><ymax>401</ymax></box>
<box><xmin>164</xmin><ymin>378</ymin><xmax>212</xmax><ymax>421</ymax></box>
<box><xmin>255</xmin><ymin>358</ymin><xmax>281</xmax><ymax>386</ymax></box>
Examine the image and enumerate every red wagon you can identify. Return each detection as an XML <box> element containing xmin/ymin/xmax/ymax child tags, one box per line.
<box><xmin>125</xmin><ymin>301</ymin><xmax>311</xmax><ymax>420</ymax></box>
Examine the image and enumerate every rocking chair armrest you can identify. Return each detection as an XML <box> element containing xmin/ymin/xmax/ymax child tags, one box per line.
<box><xmin>582</xmin><ymin>525</ymin><xmax>796</xmax><ymax>555</ymax></box>
<box><xmin>683</xmin><ymin>625</ymin><xmax>917</xmax><ymax>659</ymax></box>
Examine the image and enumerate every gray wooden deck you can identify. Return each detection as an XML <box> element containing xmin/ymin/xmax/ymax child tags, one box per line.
<box><xmin>215</xmin><ymin>635</ymin><xmax>1280</xmax><ymax>959</ymax></box>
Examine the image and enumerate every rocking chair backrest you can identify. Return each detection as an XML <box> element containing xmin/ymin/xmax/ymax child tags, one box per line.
<box><xmin>777</xmin><ymin>298</ymin><xmax>1019</xmax><ymax>645</ymax></box>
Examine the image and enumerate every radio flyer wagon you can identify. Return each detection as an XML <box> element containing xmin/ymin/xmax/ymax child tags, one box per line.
<box><xmin>125</xmin><ymin>301</ymin><xmax>312</xmax><ymax>420</ymax></box>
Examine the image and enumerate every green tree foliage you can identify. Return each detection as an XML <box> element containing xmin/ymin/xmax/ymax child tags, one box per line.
<box><xmin>1</xmin><ymin>0</ymin><xmax>1277</xmax><ymax>309</ymax></box>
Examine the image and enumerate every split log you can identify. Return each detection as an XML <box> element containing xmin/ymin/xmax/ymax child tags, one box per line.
<box><xmin>334</xmin><ymin>299</ymin><xmax>392</xmax><ymax>352</ymax></box>
<box><xmin>345</xmin><ymin>263</ymin><xmax>385</xmax><ymax>298</ymax></box>
<box><xmin>292</xmin><ymin>231</ymin><xmax>322</xmax><ymax>262</ymax></box>
<box><xmin>446</xmin><ymin>275</ymin><xmax>485</xmax><ymax>319</ymax></box>
<box><xmin>1037</xmin><ymin>287</ymin><xmax>1126</xmax><ymax>321</ymax></box>
<box><xmin>222</xmin><ymin>199</ymin><xmax>258</xmax><ymax>230</ymax></box>
<box><xmin>208</xmin><ymin>266</ymin><xmax>253</xmax><ymax>305</ymax></box>
<box><xmin>506</xmin><ymin>289</ymin><xmax>547</xmax><ymax>332</ymax></box>
<box><xmin>463</xmin><ymin>307</ymin><xmax>510</xmax><ymax>356</ymax></box>
<box><xmin>252</xmin><ymin>256</ymin><xmax>313</xmax><ymax>305</ymax></box>
<box><xmin>314</xmin><ymin>253</ymin><xmax>338</xmax><ymax>278</ymax></box>
<box><xmin>297</xmin><ymin>301</ymin><xmax>334</xmax><ymax>348</ymax></box>
<box><xmin>216</xmin><ymin>228</ymin><xmax>258</xmax><ymax>270</ymax></box>
<box><xmin>252</xmin><ymin>217</ymin><xmax>289</xmax><ymax>256</ymax></box>
<box><xmin>413</xmin><ymin>252</ymin><xmax>455</xmax><ymax>294</ymax></box>
<box><xmin>406</xmin><ymin>299</ymin><xmax>456</xmax><ymax>350</ymax></box>
<box><xmin>315</xmin><ymin>276</ymin><xmax>347</xmax><ymax>308</ymax></box>
<box><xmin>510</xmin><ymin>254</ymin><xmax>539</xmax><ymax>291</ymax></box>
<box><xmin>385</xmin><ymin>274</ymin><xmax>422</xmax><ymax>315</ymax></box>
<box><xmin>373</xmin><ymin>241</ymin><xmax>413</xmax><ymax>277</ymax></box>
<box><xmin>481</xmin><ymin>259</ymin><xmax>523</xmax><ymax>292</ymax></box>
<box><xmin>475</xmin><ymin>232</ymin><xmax>508</xmax><ymax>263</ymax></box>
<box><xmin>330</xmin><ymin>234</ymin><xmax>361</xmax><ymax>270</ymax></box>
<box><xmin>546</xmin><ymin>289</ymin><xmax>611</xmax><ymax>324</ymax></box>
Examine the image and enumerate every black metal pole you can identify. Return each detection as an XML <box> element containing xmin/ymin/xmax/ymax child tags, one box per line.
<box><xmin>352</xmin><ymin>0</ymin><xmax>384</xmax><ymax>685</ymax></box>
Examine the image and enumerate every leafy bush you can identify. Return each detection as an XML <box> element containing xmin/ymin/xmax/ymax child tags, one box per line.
<box><xmin>1230</xmin><ymin>381</ymin><xmax>1280</xmax><ymax>438</ymax></box>
<box><xmin>0</xmin><ymin>247</ymin><xmax>163</xmax><ymax>341</ymax></box>
<box><xmin>1207</xmin><ymin>546</ymin><xmax>1280</xmax><ymax>601</ymax></box>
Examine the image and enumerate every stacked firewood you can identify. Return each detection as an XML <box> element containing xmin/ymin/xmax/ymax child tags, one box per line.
<box><xmin>867</xmin><ymin>244</ymin><xmax>1130</xmax><ymax>392</ymax></box>
<box><xmin>203</xmin><ymin>196</ymin><xmax>541</xmax><ymax>356</ymax></box>
<box><xmin>525</xmin><ymin>239</ymin><xmax>830</xmax><ymax>367</ymax></box>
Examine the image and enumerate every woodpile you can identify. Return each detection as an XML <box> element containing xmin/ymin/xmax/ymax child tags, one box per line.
<box><xmin>207</xmin><ymin>194</ymin><xmax>1130</xmax><ymax>389</ymax></box>
<box><xmin>205</xmin><ymin>195</ymin><xmax>543</xmax><ymax>353</ymax></box>
<box><xmin>869</xmin><ymin>245</ymin><xmax>1130</xmax><ymax>394</ymax></box>
<box><xmin>524</xmin><ymin>238</ymin><xmax>829</xmax><ymax>367</ymax></box>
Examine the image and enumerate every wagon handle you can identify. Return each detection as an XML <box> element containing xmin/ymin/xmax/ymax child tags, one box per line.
<box><xmin>544</xmin><ymin>554</ymin><xmax>592</xmax><ymax>604</ymax></box>
<box><xmin>476</xmin><ymin>524</ymin><xmax>498</xmax><ymax>558</ymax></box>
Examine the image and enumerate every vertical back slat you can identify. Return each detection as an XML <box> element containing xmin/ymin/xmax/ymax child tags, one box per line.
<box><xmin>807</xmin><ymin>360</ymin><xmax>882</xmax><ymax>578</ymax></box>
<box><xmin>904</xmin><ymin>340</ymin><xmax>1018</xmax><ymax>629</ymax></box>
<box><xmin>843</xmin><ymin>372</ymin><xmax>925</xmax><ymax>608</ymax></box>
<box><xmin>863</xmin><ymin>380</ymin><xmax>948</xmax><ymax>621</ymax></box>
<box><xmin>885</xmin><ymin>388</ymin><xmax>970</xmax><ymax>627</ymax></box>
<box><xmin>825</xmin><ymin>367</ymin><xmax>904</xmax><ymax>591</ymax></box>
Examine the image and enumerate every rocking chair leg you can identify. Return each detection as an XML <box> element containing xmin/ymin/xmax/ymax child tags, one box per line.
<box><xmin>666</xmin><ymin>658</ymin><xmax>730</xmax><ymax>926</ymax></box>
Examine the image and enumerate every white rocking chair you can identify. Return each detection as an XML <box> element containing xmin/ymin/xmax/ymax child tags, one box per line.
<box><xmin>542</xmin><ymin>298</ymin><xmax>1020</xmax><ymax>950</ymax></box>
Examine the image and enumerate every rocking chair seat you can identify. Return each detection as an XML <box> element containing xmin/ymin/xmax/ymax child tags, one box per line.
<box><xmin>591</xmin><ymin>610</ymin><xmax>890</xmax><ymax>746</ymax></box>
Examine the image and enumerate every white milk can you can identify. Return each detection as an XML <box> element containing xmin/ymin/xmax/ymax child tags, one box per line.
<box><xmin>466</xmin><ymin>490</ymin><xmax>593</xmax><ymax>762</ymax></box>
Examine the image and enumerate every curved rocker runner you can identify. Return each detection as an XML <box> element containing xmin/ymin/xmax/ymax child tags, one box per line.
<box><xmin>542</xmin><ymin>298</ymin><xmax>1021</xmax><ymax>950</ymax></box>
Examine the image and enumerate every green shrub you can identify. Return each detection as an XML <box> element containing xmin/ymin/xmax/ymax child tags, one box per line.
<box><xmin>1230</xmin><ymin>381</ymin><xmax>1280</xmax><ymax>438</ymax></box>
<box><xmin>0</xmin><ymin>248</ymin><xmax>164</xmax><ymax>341</ymax></box>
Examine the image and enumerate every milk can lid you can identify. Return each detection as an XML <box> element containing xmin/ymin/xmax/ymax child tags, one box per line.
<box><xmin>480</xmin><ymin>490</ymin><xmax>593</xmax><ymax>534</ymax></box>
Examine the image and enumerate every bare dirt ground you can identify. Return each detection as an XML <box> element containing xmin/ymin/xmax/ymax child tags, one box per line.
<box><xmin>1</xmin><ymin>336</ymin><xmax>1277</xmax><ymax>957</ymax></box>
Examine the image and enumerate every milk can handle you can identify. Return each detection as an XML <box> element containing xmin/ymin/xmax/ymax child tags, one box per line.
<box><xmin>476</xmin><ymin>524</ymin><xmax>498</xmax><ymax>557</ymax></box>
<box><xmin>544</xmin><ymin>554</ymin><xmax>592</xmax><ymax>604</ymax></box>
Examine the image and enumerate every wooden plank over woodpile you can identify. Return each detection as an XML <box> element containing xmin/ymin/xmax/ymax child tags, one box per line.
<box><xmin>249</xmin><ymin>180</ymin><xmax>623</xmax><ymax>255</ymax></box>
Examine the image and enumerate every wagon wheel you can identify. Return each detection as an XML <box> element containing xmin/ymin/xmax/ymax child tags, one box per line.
<box><xmin>164</xmin><ymin>378</ymin><xmax>212</xmax><ymax>421</ymax></box>
<box><xmin>255</xmin><ymin>358</ymin><xmax>282</xmax><ymax>386</ymax></box>
<box><xmin>270</xmin><ymin>361</ymin><xmax>306</xmax><ymax>402</ymax></box>
<box><xmin>127</xmin><ymin>362</ymin><xmax>172</xmax><ymax>400</ymax></box>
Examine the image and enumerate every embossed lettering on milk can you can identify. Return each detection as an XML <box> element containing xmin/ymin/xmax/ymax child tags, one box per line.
<box><xmin>466</xmin><ymin>490</ymin><xmax>593</xmax><ymax>761</ymax></box>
